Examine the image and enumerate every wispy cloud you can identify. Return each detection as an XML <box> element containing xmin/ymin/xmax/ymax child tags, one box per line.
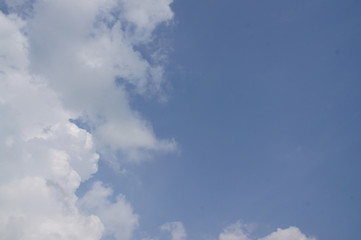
<box><xmin>161</xmin><ymin>221</ymin><xmax>187</xmax><ymax>240</ymax></box>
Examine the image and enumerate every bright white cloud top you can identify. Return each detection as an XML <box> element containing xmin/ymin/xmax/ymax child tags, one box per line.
<box><xmin>0</xmin><ymin>0</ymin><xmax>316</xmax><ymax>239</ymax></box>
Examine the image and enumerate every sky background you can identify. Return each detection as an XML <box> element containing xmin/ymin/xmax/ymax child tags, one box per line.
<box><xmin>107</xmin><ymin>0</ymin><xmax>361</xmax><ymax>239</ymax></box>
<box><xmin>0</xmin><ymin>0</ymin><xmax>360</xmax><ymax>240</ymax></box>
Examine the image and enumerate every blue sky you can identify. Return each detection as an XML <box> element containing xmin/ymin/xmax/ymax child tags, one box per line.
<box><xmin>0</xmin><ymin>0</ymin><xmax>360</xmax><ymax>240</ymax></box>
<box><xmin>123</xmin><ymin>0</ymin><xmax>361</xmax><ymax>239</ymax></box>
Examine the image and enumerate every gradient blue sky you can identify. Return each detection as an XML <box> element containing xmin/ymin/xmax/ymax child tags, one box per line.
<box><xmin>91</xmin><ymin>0</ymin><xmax>361</xmax><ymax>239</ymax></box>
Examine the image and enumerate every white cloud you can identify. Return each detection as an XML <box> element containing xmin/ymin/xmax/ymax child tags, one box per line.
<box><xmin>0</xmin><ymin>177</ymin><xmax>104</xmax><ymax>240</ymax></box>
<box><xmin>0</xmin><ymin>0</ymin><xmax>175</xmax><ymax>239</ymax></box>
<box><xmin>21</xmin><ymin>0</ymin><xmax>177</xmax><ymax>163</ymax></box>
<box><xmin>258</xmin><ymin>227</ymin><xmax>316</xmax><ymax>240</ymax></box>
<box><xmin>219</xmin><ymin>221</ymin><xmax>251</xmax><ymax>240</ymax></box>
<box><xmin>119</xmin><ymin>0</ymin><xmax>174</xmax><ymax>43</ymax></box>
<box><xmin>79</xmin><ymin>181</ymin><xmax>138</xmax><ymax>240</ymax></box>
<box><xmin>0</xmin><ymin>11</ymin><xmax>104</xmax><ymax>239</ymax></box>
<box><xmin>30</xmin><ymin>0</ymin><xmax>175</xmax><ymax>163</ymax></box>
<box><xmin>218</xmin><ymin>222</ymin><xmax>316</xmax><ymax>240</ymax></box>
<box><xmin>161</xmin><ymin>221</ymin><xmax>187</xmax><ymax>240</ymax></box>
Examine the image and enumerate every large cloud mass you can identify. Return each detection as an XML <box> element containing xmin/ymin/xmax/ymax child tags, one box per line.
<box><xmin>0</xmin><ymin>0</ymin><xmax>174</xmax><ymax>239</ymax></box>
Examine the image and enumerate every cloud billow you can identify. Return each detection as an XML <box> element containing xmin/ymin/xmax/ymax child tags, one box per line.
<box><xmin>0</xmin><ymin>0</ymin><xmax>175</xmax><ymax>239</ymax></box>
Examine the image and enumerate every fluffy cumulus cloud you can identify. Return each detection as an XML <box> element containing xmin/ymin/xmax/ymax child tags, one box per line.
<box><xmin>0</xmin><ymin>0</ymin><xmax>174</xmax><ymax>239</ymax></box>
<box><xmin>79</xmin><ymin>182</ymin><xmax>138</xmax><ymax>240</ymax></box>
<box><xmin>257</xmin><ymin>227</ymin><xmax>316</xmax><ymax>240</ymax></box>
<box><xmin>219</xmin><ymin>222</ymin><xmax>252</xmax><ymax>240</ymax></box>
<box><xmin>218</xmin><ymin>222</ymin><xmax>316</xmax><ymax>240</ymax></box>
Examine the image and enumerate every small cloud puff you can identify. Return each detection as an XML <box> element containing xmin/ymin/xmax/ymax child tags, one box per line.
<box><xmin>219</xmin><ymin>221</ymin><xmax>316</xmax><ymax>240</ymax></box>
<box><xmin>161</xmin><ymin>221</ymin><xmax>187</xmax><ymax>240</ymax></box>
